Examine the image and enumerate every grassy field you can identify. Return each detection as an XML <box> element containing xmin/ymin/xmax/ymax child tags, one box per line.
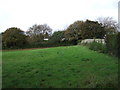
<box><xmin>2</xmin><ymin>45</ymin><xmax>118</xmax><ymax>88</ymax></box>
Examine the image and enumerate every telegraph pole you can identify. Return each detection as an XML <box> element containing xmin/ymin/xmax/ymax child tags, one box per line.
<box><xmin>118</xmin><ymin>1</ymin><xmax>120</xmax><ymax>31</ymax></box>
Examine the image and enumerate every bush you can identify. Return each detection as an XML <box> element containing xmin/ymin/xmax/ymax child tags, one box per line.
<box><xmin>117</xmin><ymin>32</ymin><xmax>120</xmax><ymax>58</ymax></box>
<box><xmin>77</xmin><ymin>40</ymin><xmax>82</xmax><ymax>45</ymax></box>
<box><xmin>87</xmin><ymin>41</ymin><xmax>107</xmax><ymax>53</ymax></box>
<box><xmin>105</xmin><ymin>34</ymin><xmax>118</xmax><ymax>57</ymax></box>
<box><xmin>23</xmin><ymin>40</ymin><xmax>74</xmax><ymax>49</ymax></box>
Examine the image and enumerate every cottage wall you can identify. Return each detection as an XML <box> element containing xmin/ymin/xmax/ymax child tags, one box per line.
<box><xmin>81</xmin><ymin>39</ymin><xmax>105</xmax><ymax>44</ymax></box>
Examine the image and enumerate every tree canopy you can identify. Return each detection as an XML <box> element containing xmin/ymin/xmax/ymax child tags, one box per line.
<box><xmin>2</xmin><ymin>27</ymin><xmax>27</xmax><ymax>48</ymax></box>
<box><xmin>80</xmin><ymin>20</ymin><xmax>105</xmax><ymax>39</ymax></box>
<box><xmin>26</xmin><ymin>24</ymin><xmax>52</xmax><ymax>37</ymax></box>
<box><xmin>64</xmin><ymin>20</ymin><xmax>105</xmax><ymax>41</ymax></box>
<box><xmin>26</xmin><ymin>24</ymin><xmax>52</xmax><ymax>43</ymax></box>
<box><xmin>64</xmin><ymin>21</ymin><xmax>84</xmax><ymax>41</ymax></box>
<box><xmin>97</xmin><ymin>17</ymin><xmax>118</xmax><ymax>34</ymax></box>
<box><xmin>2</xmin><ymin>17</ymin><xmax>118</xmax><ymax>49</ymax></box>
<box><xmin>50</xmin><ymin>31</ymin><xmax>65</xmax><ymax>43</ymax></box>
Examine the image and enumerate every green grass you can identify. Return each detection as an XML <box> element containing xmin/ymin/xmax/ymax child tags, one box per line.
<box><xmin>2</xmin><ymin>45</ymin><xmax>118</xmax><ymax>88</ymax></box>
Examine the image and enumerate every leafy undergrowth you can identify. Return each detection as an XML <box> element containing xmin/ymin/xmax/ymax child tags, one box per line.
<box><xmin>2</xmin><ymin>46</ymin><xmax>118</xmax><ymax>88</ymax></box>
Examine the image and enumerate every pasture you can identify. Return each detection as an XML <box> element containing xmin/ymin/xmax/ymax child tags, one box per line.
<box><xmin>2</xmin><ymin>46</ymin><xmax>118</xmax><ymax>88</ymax></box>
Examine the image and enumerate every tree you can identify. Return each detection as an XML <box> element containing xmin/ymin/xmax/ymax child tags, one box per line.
<box><xmin>64</xmin><ymin>20</ymin><xmax>105</xmax><ymax>42</ymax></box>
<box><xmin>2</xmin><ymin>27</ymin><xmax>27</xmax><ymax>48</ymax></box>
<box><xmin>80</xmin><ymin>20</ymin><xmax>105</xmax><ymax>39</ymax></box>
<box><xmin>50</xmin><ymin>31</ymin><xmax>65</xmax><ymax>43</ymax></box>
<box><xmin>64</xmin><ymin>21</ymin><xmax>84</xmax><ymax>41</ymax></box>
<box><xmin>26</xmin><ymin>24</ymin><xmax>52</xmax><ymax>43</ymax></box>
<box><xmin>97</xmin><ymin>17</ymin><xmax>118</xmax><ymax>34</ymax></box>
<box><xmin>26</xmin><ymin>24</ymin><xmax>52</xmax><ymax>37</ymax></box>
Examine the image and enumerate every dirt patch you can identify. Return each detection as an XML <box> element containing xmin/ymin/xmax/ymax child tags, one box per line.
<box><xmin>2</xmin><ymin>47</ymin><xmax>57</xmax><ymax>52</ymax></box>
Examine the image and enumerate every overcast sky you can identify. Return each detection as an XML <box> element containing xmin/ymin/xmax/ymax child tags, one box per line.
<box><xmin>0</xmin><ymin>0</ymin><xmax>118</xmax><ymax>33</ymax></box>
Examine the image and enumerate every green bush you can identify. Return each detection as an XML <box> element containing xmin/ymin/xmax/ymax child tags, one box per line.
<box><xmin>87</xmin><ymin>41</ymin><xmax>107</xmax><ymax>53</ymax></box>
<box><xmin>77</xmin><ymin>40</ymin><xmax>82</xmax><ymax>45</ymax></box>
<box><xmin>117</xmin><ymin>32</ymin><xmax>120</xmax><ymax>58</ymax></box>
<box><xmin>105</xmin><ymin>34</ymin><xmax>118</xmax><ymax>57</ymax></box>
<box><xmin>22</xmin><ymin>40</ymin><xmax>74</xmax><ymax>49</ymax></box>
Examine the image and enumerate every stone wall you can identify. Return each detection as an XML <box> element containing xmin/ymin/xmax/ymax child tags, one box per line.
<box><xmin>81</xmin><ymin>39</ymin><xmax>105</xmax><ymax>44</ymax></box>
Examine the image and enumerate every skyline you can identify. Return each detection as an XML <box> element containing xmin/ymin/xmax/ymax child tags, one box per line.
<box><xmin>0</xmin><ymin>0</ymin><xmax>118</xmax><ymax>33</ymax></box>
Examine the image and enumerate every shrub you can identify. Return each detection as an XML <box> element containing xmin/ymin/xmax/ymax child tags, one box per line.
<box><xmin>77</xmin><ymin>40</ymin><xmax>82</xmax><ymax>45</ymax></box>
<box><xmin>105</xmin><ymin>34</ymin><xmax>118</xmax><ymax>57</ymax></box>
<box><xmin>117</xmin><ymin>32</ymin><xmax>120</xmax><ymax>58</ymax></box>
<box><xmin>23</xmin><ymin>40</ymin><xmax>74</xmax><ymax>49</ymax></box>
<box><xmin>87</xmin><ymin>41</ymin><xmax>107</xmax><ymax>53</ymax></box>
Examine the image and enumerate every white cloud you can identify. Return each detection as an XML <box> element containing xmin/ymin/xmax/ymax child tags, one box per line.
<box><xmin>0</xmin><ymin>0</ymin><xmax>118</xmax><ymax>33</ymax></box>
